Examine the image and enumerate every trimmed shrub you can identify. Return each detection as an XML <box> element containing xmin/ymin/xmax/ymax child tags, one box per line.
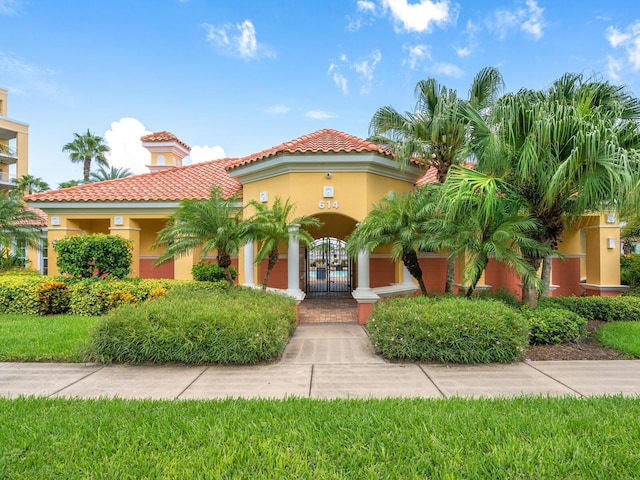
<box><xmin>521</xmin><ymin>307</ymin><xmax>587</xmax><ymax>345</ymax></box>
<box><xmin>54</xmin><ymin>234</ymin><xmax>133</xmax><ymax>279</ymax></box>
<box><xmin>477</xmin><ymin>288</ymin><xmax>521</xmax><ymax>309</ymax></box>
<box><xmin>89</xmin><ymin>286</ymin><xmax>297</xmax><ymax>364</ymax></box>
<box><xmin>621</xmin><ymin>254</ymin><xmax>640</xmax><ymax>288</ymax></box>
<box><xmin>35</xmin><ymin>280</ymin><xmax>71</xmax><ymax>315</ymax></box>
<box><xmin>538</xmin><ymin>296</ymin><xmax>640</xmax><ymax>322</ymax></box>
<box><xmin>68</xmin><ymin>277</ymin><xmax>173</xmax><ymax>316</ymax></box>
<box><xmin>192</xmin><ymin>262</ymin><xmax>237</xmax><ymax>282</ymax></box>
<box><xmin>0</xmin><ymin>274</ymin><xmax>42</xmax><ymax>315</ymax></box>
<box><xmin>368</xmin><ymin>296</ymin><xmax>529</xmax><ymax>363</ymax></box>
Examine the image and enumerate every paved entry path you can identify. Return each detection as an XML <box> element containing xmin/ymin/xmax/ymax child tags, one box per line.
<box><xmin>298</xmin><ymin>298</ymin><xmax>358</xmax><ymax>323</ymax></box>
<box><xmin>280</xmin><ymin>324</ymin><xmax>384</xmax><ymax>365</ymax></box>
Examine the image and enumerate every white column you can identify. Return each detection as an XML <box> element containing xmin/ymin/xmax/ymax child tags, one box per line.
<box><xmin>286</xmin><ymin>224</ymin><xmax>305</xmax><ymax>301</ymax></box>
<box><xmin>243</xmin><ymin>241</ymin><xmax>254</xmax><ymax>286</ymax></box>
<box><xmin>402</xmin><ymin>263</ymin><xmax>413</xmax><ymax>285</ymax></box>
<box><xmin>352</xmin><ymin>249</ymin><xmax>379</xmax><ymax>302</ymax></box>
<box><xmin>357</xmin><ymin>250</ymin><xmax>371</xmax><ymax>290</ymax></box>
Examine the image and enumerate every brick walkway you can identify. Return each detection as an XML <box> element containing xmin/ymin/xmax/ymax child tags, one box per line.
<box><xmin>298</xmin><ymin>297</ymin><xmax>358</xmax><ymax>323</ymax></box>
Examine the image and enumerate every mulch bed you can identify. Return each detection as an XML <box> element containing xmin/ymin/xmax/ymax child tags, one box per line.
<box><xmin>525</xmin><ymin>320</ymin><xmax>626</xmax><ymax>361</ymax></box>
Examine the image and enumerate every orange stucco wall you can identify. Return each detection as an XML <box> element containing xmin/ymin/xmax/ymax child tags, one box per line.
<box><xmin>550</xmin><ymin>257</ymin><xmax>583</xmax><ymax>297</ymax></box>
<box><xmin>140</xmin><ymin>259</ymin><xmax>174</xmax><ymax>279</ymax></box>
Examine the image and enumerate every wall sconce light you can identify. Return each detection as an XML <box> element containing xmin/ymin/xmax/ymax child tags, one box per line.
<box><xmin>606</xmin><ymin>214</ymin><xmax>617</xmax><ymax>224</ymax></box>
<box><xmin>607</xmin><ymin>237</ymin><xmax>616</xmax><ymax>249</ymax></box>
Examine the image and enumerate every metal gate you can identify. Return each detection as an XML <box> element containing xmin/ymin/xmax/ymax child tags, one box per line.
<box><xmin>305</xmin><ymin>237</ymin><xmax>353</xmax><ymax>296</ymax></box>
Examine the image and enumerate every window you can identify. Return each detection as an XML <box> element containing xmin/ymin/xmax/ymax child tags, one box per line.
<box><xmin>14</xmin><ymin>237</ymin><xmax>28</xmax><ymax>268</ymax></box>
<box><xmin>39</xmin><ymin>237</ymin><xmax>48</xmax><ymax>275</ymax></box>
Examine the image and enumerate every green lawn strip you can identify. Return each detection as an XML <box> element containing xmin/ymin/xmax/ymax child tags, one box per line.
<box><xmin>2</xmin><ymin>396</ymin><xmax>640</xmax><ymax>479</ymax></box>
<box><xmin>597</xmin><ymin>322</ymin><xmax>640</xmax><ymax>358</ymax></box>
<box><xmin>0</xmin><ymin>314</ymin><xmax>98</xmax><ymax>362</ymax></box>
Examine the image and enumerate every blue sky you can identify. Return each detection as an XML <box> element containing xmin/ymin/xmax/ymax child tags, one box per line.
<box><xmin>1</xmin><ymin>0</ymin><xmax>640</xmax><ymax>187</ymax></box>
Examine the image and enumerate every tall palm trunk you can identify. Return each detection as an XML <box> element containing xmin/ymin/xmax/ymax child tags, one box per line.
<box><xmin>465</xmin><ymin>256</ymin><xmax>489</xmax><ymax>298</ymax></box>
<box><xmin>540</xmin><ymin>255</ymin><xmax>553</xmax><ymax>298</ymax></box>
<box><xmin>402</xmin><ymin>249</ymin><xmax>427</xmax><ymax>296</ymax></box>
<box><xmin>217</xmin><ymin>249</ymin><xmax>234</xmax><ymax>285</ymax></box>
<box><xmin>522</xmin><ymin>256</ymin><xmax>543</xmax><ymax>307</ymax></box>
<box><xmin>83</xmin><ymin>156</ymin><xmax>91</xmax><ymax>183</ymax></box>
<box><xmin>261</xmin><ymin>245</ymin><xmax>279</xmax><ymax>289</ymax></box>
<box><xmin>445</xmin><ymin>255</ymin><xmax>456</xmax><ymax>294</ymax></box>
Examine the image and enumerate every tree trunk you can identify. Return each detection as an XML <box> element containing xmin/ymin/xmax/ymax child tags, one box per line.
<box><xmin>83</xmin><ymin>156</ymin><xmax>91</xmax><ymax>183</ymax></box>
<box><xmin>261</xmin><ymin>245</ymin><xmax>279</xmax><ymax>289</ymax></box>
<box><xmin>445</xmin><ymin>255</ymin><xmax>456</xmax><ymax>294</ymax></box>
<box><xmin>465</xmin><ymin>256</ymin><xmax>488</xmax><ymax>298</ymax></box>
<box><xmin>402</xmin><ymin>249</ymin><xmax>427</xmax><ymax>296</ymax></box>
<box><xmin>217</xmin><ymin>249</ymin><xmax>234</xmax><ymax>285</ymax></box>
<box><xmin>522</xmin><ymin>256</ymin><xmax>543</xmax><ymax>308</ymax></box>
<box><xmin>540</xmin><ymin>255</ymin><xmax>553</xmax><ymax>298</ymax></box>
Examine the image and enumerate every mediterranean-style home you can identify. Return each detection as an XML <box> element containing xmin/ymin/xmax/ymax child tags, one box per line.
<box><xmin>24</xmin><ymin>127</ymin><xmax>625</xmax><ymax>322</ymax></box>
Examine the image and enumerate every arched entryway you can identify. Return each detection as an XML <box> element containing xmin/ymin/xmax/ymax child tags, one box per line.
<box><xmin>304</xmin><ymin>212</ymin><xmax>358</xmax><ymax>299</ymax></box>
<box><xmin>305</xmin><ymin>237</ymin><xmax>353</xmax><ymax>297</ymax></box>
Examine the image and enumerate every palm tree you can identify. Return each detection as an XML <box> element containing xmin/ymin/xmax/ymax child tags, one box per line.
<box><xmin>58</xmin><ymin>180</ymin><xmax>83</xmax><ymax>189</ymax></box>
<box><xmin>346</xmin><ymin>186</ymin><xmax>439</xmax><ymax>296</ymax></box>
<box><xmin>90</xmin><ymin>165</ymin><xmax>133</xmax><ymax>182</ymax></box>
<box><xmin>62</xmin><ymin>129</ymin><xmax>110</xmax><ymax>183</ymax></box>
<box><xmin>442</xmin><ymin>166</ymin><xmax>551</xmax><ymax>297</ymax></box>
<box><xmin>11</xmin><ymin>174</ymin><xmax>50</xmax><ymax>196</ymax></box>
<box><xmin>0</xmin><ymin>192</ymin><xmax>40</xmax><ymax>252</ymax></box>
<box><xmin>153</xmin><ymin>187</ymin><xmax>246</xmax><ymax>285</ymax></box>
<box><xmin>462</xmin><ymin>73</ymin><xmax>640</xmax><ymax>306</ymax></box>
<box><xmin>369</xmin><ymin>67</ymin><xmax>505</xmax><ymax>292</ymax></box>
<box><xmin>246</xmin><ymin>197</ymin><xmax>321</xmax><ymax>289</ymax></box>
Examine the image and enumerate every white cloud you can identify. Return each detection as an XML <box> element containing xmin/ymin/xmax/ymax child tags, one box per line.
<box><xmin>306</xmin><ymin>110</ymin><xmax>336</xmax><ymax>120</ymax></box>
<box><xmin>357</xmin><ymin>0</ymin><xmax>376</xmax><ymax>13</ymax></box>
<box><xmin>607</xmin><ymin>54</ymin><xmax>622</xmax><ymax>81</ymax></box>
<box><xmin>265</xmin><ymin>105</ymin><xmax>290</xmax><ymax>115</ymax></box>
<box><xmin>0</xmin><ymin>51</ymin><xmax>65</xmax><ymax>100</ymax></box>
<box><xmin>0</xmin><ymin>0</ymin><xmax>21</xmax><ymax>15</ymax></box>
<box><xmin>188</xmin><ymin>145</ymin><xmax>226</xmax><ymax>164</ymax></box>
<box><xmin>491</xmin><ymin>0</ymin><xmax>545</xmax><ymax>40</ymax></box>
<box><xmin>521</xmin><ymin>0</ymin><xmax>544</xmax><ymax>40</ymax></box>
<box><xmin>403</xmin><ymin>44</ymin><xmax>431</xmax><ymax>69</ymax></box>
<box><xmin>328</xmin><ymin>50</ymin><xmax>381</xmax><ymax>95</ymax></box>
<box><xmin>432</xmin><ymin>62</ymin><xmax>463</xmax><ymax>77</ymax></box>
<box><xmin>104</xmin><ymin>118</ymin><xmax>152</xmax><ymax>175</ymax></box>
<box><xmin>606</xmin><ymin>21</ymin><xmax>640</xmax><ymax>71</ymax></box>
<box><xmin>455</xmin><ymin>46</ymin><xmax>471</xmax><ymax>57</ymax></box>
<box><xmin>381</xmin><ymin>0</ymin><xmax>457</xmax><ymax>33</ymax></box>
<box><xmin>203</xmin><ymin>19</ymin><xmax>274</xmax><ymax>59</ymax></box>
<box><xmin>353</xmin><ymin>49</ymin><xmax>382</xmax><ymax>94</ymax></box>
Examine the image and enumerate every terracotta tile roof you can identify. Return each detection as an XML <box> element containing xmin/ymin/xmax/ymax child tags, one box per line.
<box><xmin>15</xmin><ymin>206</ymin><xmax>47</xmax><ymax>227</ymax></box>
<box><xmin>25</xmin><ymin>159</ymin><xmax>241</xmax><ymax>203</ymax></box>
<box><xmin>415</xmin><ymin>167</ymin><xmax>439</xmax><ymax>186</ymax></box>
<box><xmin>140</xmin><ymin>131</ymin><xmax>191</xmax><ymax>151</ymax></box>
<box><xmin>226</xmin><ymin>129</ymin><xmax>392</xmax><ymax>169</ymax></box>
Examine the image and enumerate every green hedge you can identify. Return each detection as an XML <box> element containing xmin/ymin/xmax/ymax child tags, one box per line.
<box><xmin>521</xmin><ymin>307</ymin><xmax>587</xmax><ymax>345</ymax></box>
<box><xmin>0</xmin><ymin>274</ymin><xmax>43</xmax><ymax>315</ymax></box>
<box><xmin>88</xmin><ymin>286</ymin><xmax>297</xmax><ymax>364</ymax></box>
<box><xmin>538</xmin><ymin>296</ymin><xmax>640</xmax><ymax>322</ymax></box>
<box><xmin>368</xmin><ymin>296</ymin><xmax>529</xmax><ymax>364</ymax></box>
<box><xmin>621</xmin><ymin>254</ymin><xmax>640</xmax><ymax>288</ymax></box>
<box><xmin>68</xmin><ymin>278</ymin><xmax>171</xmax><ymax>316</ymax></box>
<box><xmin>0</xmin><ymin>274</ymin><xmax>171</xmax><ymax>316</ymax></box>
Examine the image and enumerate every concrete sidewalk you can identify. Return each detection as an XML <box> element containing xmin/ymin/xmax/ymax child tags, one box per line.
<box><xmin>1</xmin><ymin>324</ymin><xmax>640</xmax><ymax>400</ymax></box>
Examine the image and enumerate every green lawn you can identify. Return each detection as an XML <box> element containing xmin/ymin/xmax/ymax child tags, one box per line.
<box><xmin>597</xmin><ymin>322</ymin><xmax>640</xmax><ymax>358</ymax></box>
<box><xmin>0</xmin><ymin>314</ymin><xmax>98</xmax><ymax>362</ymax></box>
<box><xmin>1</xmin><ymin>396</ymin><xmax>639</xmax><ymax>478</ymax></box>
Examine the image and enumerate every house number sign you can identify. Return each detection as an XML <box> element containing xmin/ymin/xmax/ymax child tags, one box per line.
<box><xmin>318</xmin><ymin>200</ymin><xmax>339</xmax><ymax>209</ymax></box>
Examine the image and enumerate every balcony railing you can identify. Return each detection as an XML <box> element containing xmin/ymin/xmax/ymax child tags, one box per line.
<box><xmin>0</xmin><ymin>170</ymin><xmax>16</xmax><ymax>186</ymax></box>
